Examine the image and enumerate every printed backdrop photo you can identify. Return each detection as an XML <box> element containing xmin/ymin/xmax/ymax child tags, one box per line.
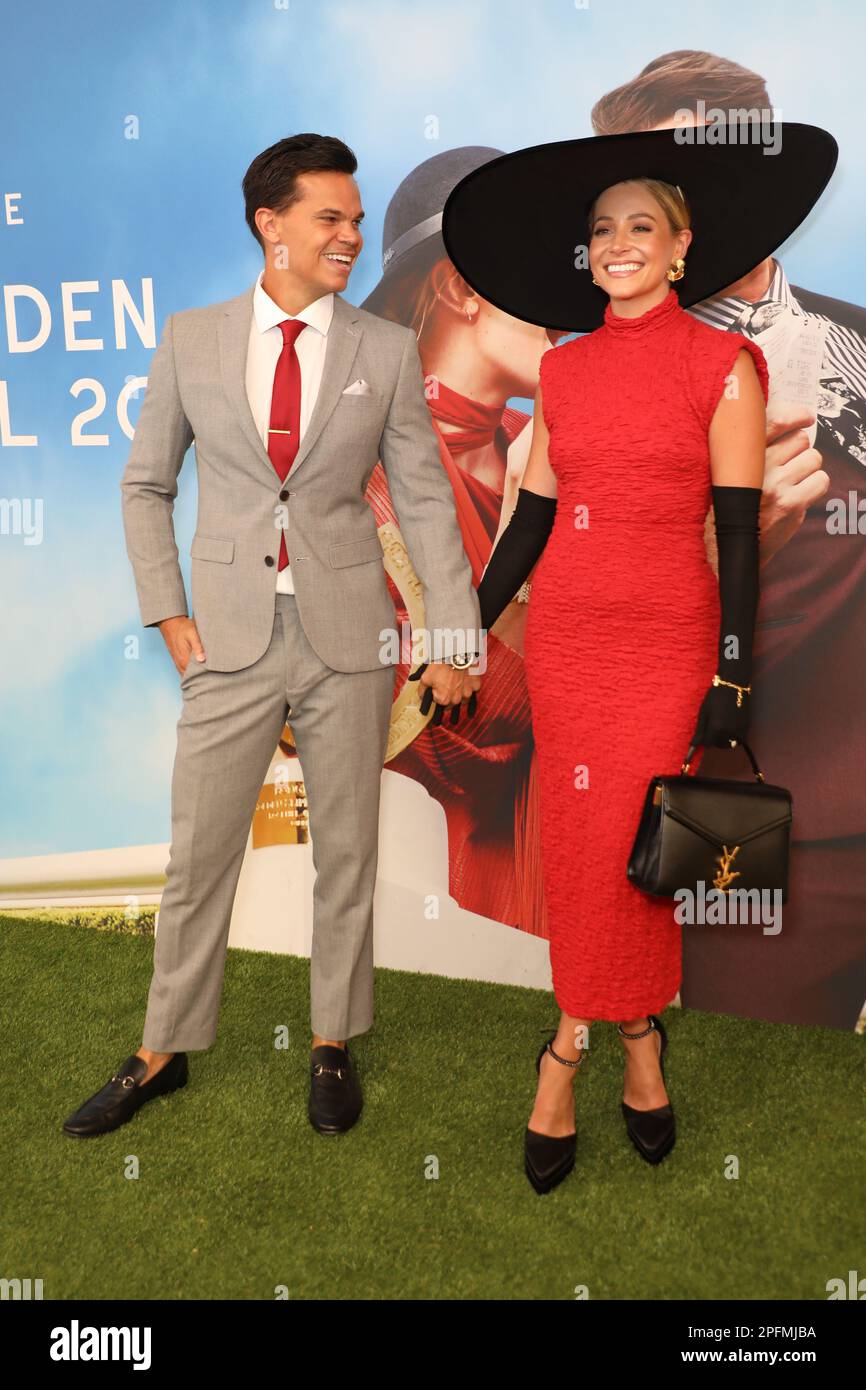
<box><xmin>2</xmin><ymin>0</ymin><xmax>864</xmax><ymax>1032</ymax></box>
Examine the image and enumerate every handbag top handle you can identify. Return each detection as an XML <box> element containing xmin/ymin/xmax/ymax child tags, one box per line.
<box><xmin>681</xmin><ymin>740</ymin><xmax>765</xmax><ymax>783</ymax></box>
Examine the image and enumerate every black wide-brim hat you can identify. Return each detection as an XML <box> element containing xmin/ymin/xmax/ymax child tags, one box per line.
<box><xmin>441</xmin><ymin>123</ymin><xmax>838</xmax><ymax>332</ymax></box>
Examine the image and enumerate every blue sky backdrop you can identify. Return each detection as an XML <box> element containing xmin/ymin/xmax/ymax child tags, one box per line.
<box><xmin>2</xmin><ymin>0</ymin><xmax>863</xmax><ymax>855</ymax></box>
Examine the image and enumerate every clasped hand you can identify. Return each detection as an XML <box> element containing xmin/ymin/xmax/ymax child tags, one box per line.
<box><xmin>407</xmin><ymin>661</ymin><xmax>480</xmax><ymax>726</ymax></box>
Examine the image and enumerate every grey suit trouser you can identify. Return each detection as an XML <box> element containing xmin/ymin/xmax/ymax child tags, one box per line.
<box><xmin>141</xmin><ymin>592</ymin><xmax>396</xmax><ymax>1051</ymax></box>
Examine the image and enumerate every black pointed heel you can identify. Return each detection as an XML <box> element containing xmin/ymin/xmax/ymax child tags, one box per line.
<box><xmin>524</xmin><ymin>1032</ymin><xmax>585</xmax><ymax>1195</ymax></box>
<box><xmin>618</xmin><ymin>1014</ymin><xmax>675</xmax><ymax>1165</ymax></box>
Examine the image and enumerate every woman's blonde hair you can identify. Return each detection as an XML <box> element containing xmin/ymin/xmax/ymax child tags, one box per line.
<box><xmin>587</xmin><ymin>177</ymin><xmax>690</xmax><ymax>237</ymax></box>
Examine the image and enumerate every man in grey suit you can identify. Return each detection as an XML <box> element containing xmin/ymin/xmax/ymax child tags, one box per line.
<box><xmin>63</xmin><ymin>133</ymin><xmax>483</xmax><ymax>1139</ymax></box>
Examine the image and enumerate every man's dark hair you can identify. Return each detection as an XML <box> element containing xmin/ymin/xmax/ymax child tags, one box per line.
<box><xmin>242</xmin><ymin>133</ymin><xmax>358</xmax><ymax>249</ymax></box>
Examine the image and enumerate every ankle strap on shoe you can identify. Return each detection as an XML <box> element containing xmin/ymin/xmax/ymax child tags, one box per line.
<box><xmin>617</xmin><ymin>1018</ymin><xmax>656</xmax><ymax>1040</ymax></box>
<box><xmin>545</xmin><ymin>1040</ymin><xmax>585</xmax><ymax>1068</ymax></box>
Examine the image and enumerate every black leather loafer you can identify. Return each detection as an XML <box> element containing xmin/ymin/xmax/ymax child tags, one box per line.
<box><xmin>619</xmin><ymin>1014</ymin><xmax>676</xmax><ymax>1165</ymax></box>
<box><xmin>62</xmin><ymin>1052</ymin><xmax>188</xmax><ymax>1138</ymax></box>
<box><xmin>308</xmin><ymin>1043</ymin><xmax>362</xmax><ymax>1135</ymax></box>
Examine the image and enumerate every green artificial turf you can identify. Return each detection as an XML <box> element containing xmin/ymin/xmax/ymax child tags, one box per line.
<box><xmin>1</xmin><ymin>913</ymin><xmax>863</xmax><ymax>1301</ymax></box>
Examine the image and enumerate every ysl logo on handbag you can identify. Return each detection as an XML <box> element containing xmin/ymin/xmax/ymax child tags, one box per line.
<box><xmin>713</xmin><ymin>844</ymin><xmax>742</xmax><ymax>891</ymax></box>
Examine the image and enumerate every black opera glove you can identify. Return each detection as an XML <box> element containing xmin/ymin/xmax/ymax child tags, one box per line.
<box><xmin>476</xmin><ymin>486</ymin><xmax>558</xmax><ymax>631</ymax></box>
<box><xmin>691</xmin><ymin>484</ymin><xmax>762</xmax><ymax>749</ymax></box>
<box><xmin>407</xmin><ymin>487</ymin><xmax>557</xmax><ymax>726</ymax></box>
<box><xmin>693</xmin><ymin>679</ymin><xmax>751</xmax><ymax>748</ymax></box>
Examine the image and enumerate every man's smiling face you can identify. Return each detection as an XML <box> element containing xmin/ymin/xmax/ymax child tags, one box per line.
<box><xmin>257</xmin><ymin>170</ymin><xmax>365</xmax><ymax>300</ymax></box>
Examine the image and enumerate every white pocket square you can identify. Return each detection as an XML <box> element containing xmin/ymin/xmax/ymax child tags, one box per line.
<box><xmin>341</xmin><ymin>378</ymin><xmax>373</xmax><ymax>396</ymax></box>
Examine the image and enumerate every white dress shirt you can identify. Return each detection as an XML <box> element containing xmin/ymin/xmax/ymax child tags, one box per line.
<box><xmin>245</xmin><ymin>269</ymin><xmax>334</xmax><ymax>593</ymax></box>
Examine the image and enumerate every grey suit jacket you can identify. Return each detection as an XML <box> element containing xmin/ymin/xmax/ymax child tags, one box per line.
<box><xmin>120</xmin><ymin>286</ymin><xmax>481</xmax><ymax>672</ymax></box>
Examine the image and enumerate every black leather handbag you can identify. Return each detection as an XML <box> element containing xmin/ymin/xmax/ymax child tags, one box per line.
<box><xmin>627</xmin><ymin>741</ymin><xmax>793</xmax><ymax>901</ymax></box>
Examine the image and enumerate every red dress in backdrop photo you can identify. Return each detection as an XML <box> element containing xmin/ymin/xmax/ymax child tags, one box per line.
<box><xmin>364</xmin><ymin>377</ymin><xmax>548</xmax><ymax>940</ymax></box>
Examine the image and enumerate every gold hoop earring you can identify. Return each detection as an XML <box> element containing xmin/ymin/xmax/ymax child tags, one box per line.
<box><xmin>667</xmin><ymin>258</ymin><xmax>686</xmax><ymax>282</ymax></box>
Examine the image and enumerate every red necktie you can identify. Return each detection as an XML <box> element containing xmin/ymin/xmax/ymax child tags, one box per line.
<box><xmin>267</xmin><ymin>318</ymin><xmax>307</xmax><ymax>571</ymax></box>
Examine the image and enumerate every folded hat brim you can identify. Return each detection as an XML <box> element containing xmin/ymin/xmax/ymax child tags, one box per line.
<box><xmin>441</xmin><ymin>123</ymin><xmax>838</xmax><ymax>332</ymax></box>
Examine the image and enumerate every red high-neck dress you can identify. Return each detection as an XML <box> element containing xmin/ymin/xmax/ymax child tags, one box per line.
<box><xmin>524</xmin><ymin>287</ymin><xmax>769</xmax><ymax>1019</ymax></box>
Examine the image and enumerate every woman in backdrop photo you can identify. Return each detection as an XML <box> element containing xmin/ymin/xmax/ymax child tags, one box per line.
<box><xmin>441</xmin><ymin>123</ymin><xmax>836</xmax><ymax>1193</ymax></box>
<box><xmin>361</xmin><ymin>147</ymin><xmax>567</xmax><ymax>942</ymax></box>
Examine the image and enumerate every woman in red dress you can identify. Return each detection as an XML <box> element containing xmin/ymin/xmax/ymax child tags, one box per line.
<box><xmin>442</xmin><ymin>121</ymin><xmax>838</xmax><ymax>1192</ymax></box>
<box><xmin>513</xmin><ymin>182</ymin><xmax>767</xmax><ymax>1188</ymax></box>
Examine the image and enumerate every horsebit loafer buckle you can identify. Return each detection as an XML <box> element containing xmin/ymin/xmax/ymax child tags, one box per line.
<box><xmin>110</xmin><ymin>1073</ymin><xmax>137</xmax><ymax>1089</ymax></box>
<box><xmin>312</xmin><ymin>1063</ymin><xmax>345</xmax><ymax>1080</ymax></box>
